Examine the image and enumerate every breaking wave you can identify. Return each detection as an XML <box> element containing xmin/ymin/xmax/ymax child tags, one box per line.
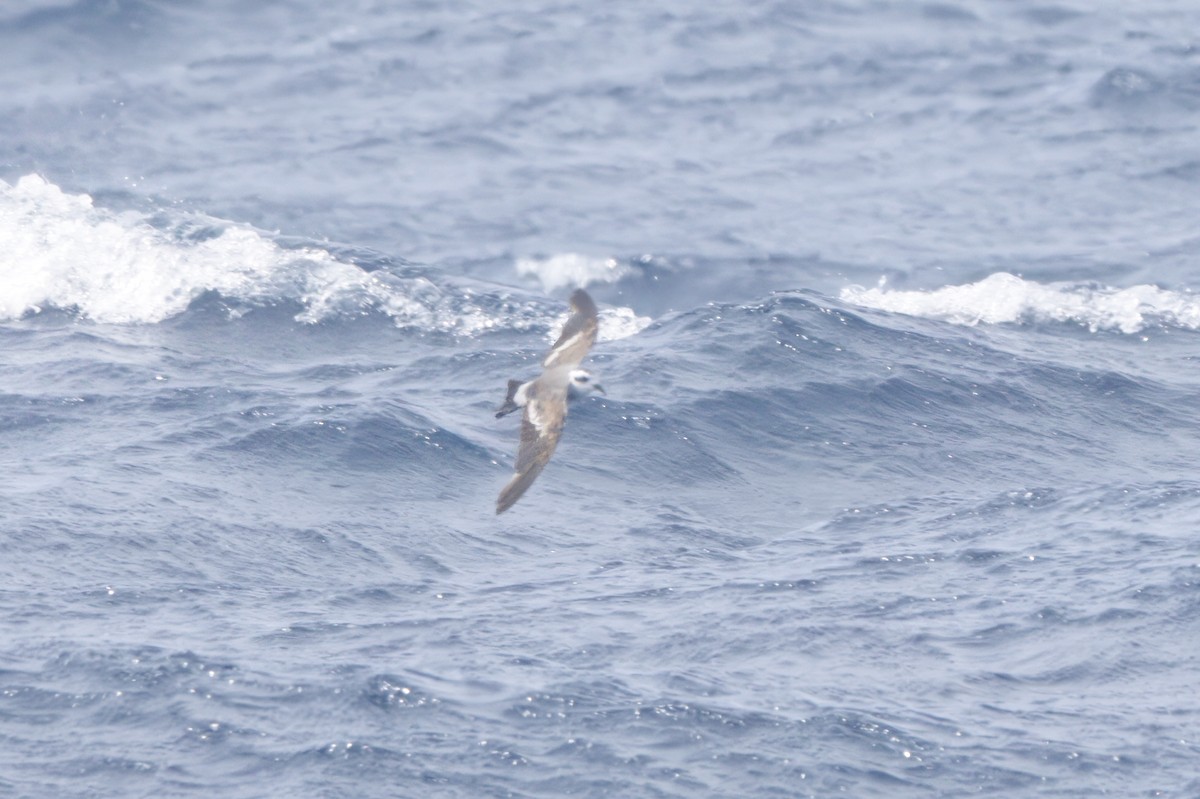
<box><xmin>841</xmin><ymin>272</ymin><xmax>1200</xmax><ymax>334</ymax></box>
<box><xmin>0</xmin><ymin>175</ymin><xmax>649</xmax><ymax>338</ymax></box>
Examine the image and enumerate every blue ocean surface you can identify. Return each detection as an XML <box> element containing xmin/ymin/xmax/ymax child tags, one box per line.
<box><xmin>3</xmin><ymin>1</ymin><xmax>1200</xmax><ymax>797</ymax></box>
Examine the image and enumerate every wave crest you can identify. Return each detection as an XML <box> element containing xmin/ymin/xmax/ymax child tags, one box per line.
<box><xmin>841</xmin><ymin>272</ymin><xmax>1200</xmax><ymax>334</ymax></box>
<box><xmin>0</xmin><ymin>175</ymin><xmax>649</xmax><ymax>339</ymax></box>
<box><xmin>0</xmin><ymin>174</ymin><xmax>382</xmax><ymax>324</ymax></box>
<box><xmin>515</xmin><ymin>253</ymin><xmax>631</xmax><ymax>292</ymax></box>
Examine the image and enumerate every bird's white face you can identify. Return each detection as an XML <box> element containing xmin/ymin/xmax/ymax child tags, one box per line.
<box><xmin>568</xmin><ymin>369</ymin><xmax>605</xmax><ymax>396</ymax></box>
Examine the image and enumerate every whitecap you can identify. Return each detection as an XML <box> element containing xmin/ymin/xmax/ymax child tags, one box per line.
<box><xmin>840</xmin><ymin>272</ymin><xmax>1200</xmax><ymax>334</ymax></box>
<box><xmin>0</xmin><ymin>174</ymin><xmax>367</xmax><ymax>324</ymax></box>
<box><xmin>515</xmin><ymin>253</ymin><xmax>631</xmax><ymax>292</ymax></box>
<box><xmin>0</xmin><ymin>175</ymin><xmax>651</xmax><ymax>340</ymax></box>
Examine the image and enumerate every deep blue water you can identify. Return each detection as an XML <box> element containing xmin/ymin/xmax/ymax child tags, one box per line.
<box><xmin>3</xmin><ymin>2</ymin><xmax>1200</xmax><ymax>797</ymax></box>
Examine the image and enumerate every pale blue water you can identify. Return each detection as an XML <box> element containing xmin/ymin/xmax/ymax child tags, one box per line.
<box><xmin>2</xmin><ymin>2</ymin><xmax>1200</xmax><ymax>797</ymax></box>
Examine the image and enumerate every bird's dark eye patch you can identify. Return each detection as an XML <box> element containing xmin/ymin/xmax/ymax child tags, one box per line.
<box><xmin>577</xmin><ymin>375</ymin><xmax>589</xmax><ymax>382</ymax></box>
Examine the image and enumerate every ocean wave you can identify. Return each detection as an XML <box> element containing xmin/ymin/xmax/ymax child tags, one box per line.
<box><xmin>514</xmin><ymin>253</ymin><xmax>632</xmax><ymax>292</ymax></box>
<box><xmin>0</xmin><ymin>175</ymin><xmax>649</xmax><ymax>339</ymax></box>
<box><xmin>1</xmin><ymin>174</ymin><xmax>347</xmax><ymax>324</ymax></box>
<box><xmin>839</xmin><ymin>273</ymin><xmax>1200</xmax><ymax>334</ymax></box>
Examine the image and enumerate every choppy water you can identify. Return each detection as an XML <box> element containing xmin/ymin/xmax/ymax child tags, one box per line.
<box><xmin>3</xmin><ymin>2</ymin><xmax>1200</xmax><ymax>797</ymax></box>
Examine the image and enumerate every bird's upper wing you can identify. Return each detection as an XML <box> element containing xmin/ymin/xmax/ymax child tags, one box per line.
<box><xmin>542</xmin><ymin>289</ymin><xmax>599</xmax><ymax>369</ymax></box>
<box><xmin>496</xmin><ymin>381</ymin><xmax>568</xmax><ymax>514</ymax></box>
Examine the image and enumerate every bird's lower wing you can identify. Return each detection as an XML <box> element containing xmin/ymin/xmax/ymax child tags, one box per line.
<box><xmin>496</xmin><ymin>461</ymin><xmax>548</xmax><ymax>514</ymax></box>
<box><xmin>496</xmin><ymin>392</ymin><xmax>564</xmax><ymax>514</ymax></box>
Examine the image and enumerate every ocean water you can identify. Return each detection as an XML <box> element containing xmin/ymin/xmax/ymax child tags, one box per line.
<box><xmin>3</xmin><ymin>1</ymin><xmax>1200</xmax><ymax>797</ymax></box>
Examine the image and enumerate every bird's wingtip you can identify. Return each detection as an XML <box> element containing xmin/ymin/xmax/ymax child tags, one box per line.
<box><xmin>569</xmin><ymin>288</ymin><xmax>597</xmax><ymax>315</ymax></box>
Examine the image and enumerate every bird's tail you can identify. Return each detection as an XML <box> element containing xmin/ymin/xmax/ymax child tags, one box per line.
<box><xmin>494</xmin><ymin>379</ymin><xmax>523</xmax><ymax>419</ymax></box>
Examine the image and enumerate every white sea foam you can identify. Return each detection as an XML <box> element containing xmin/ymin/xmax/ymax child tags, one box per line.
<box><xmin>0</xmin><ymin>175</ymin><xmax>650</xmax><ymax>339</ymax></box>
<box><xmin>841</xmin><ymin>272</ymin><xmax>1200</xmax><ymax>335</ymax></box>
<box><xmin>0</xmin><ymin>174</ymin><xmax>371</xmax><ymax>324</ymax></box>
<box><xmin>515</xmin><ymin>253</ymin><xmax>631</xmax><ymax>292</ymax></box>
<box><xmin>516</xmin><ymin>253</ymin><xmax>650</xmax><ymax>339</ymax></box>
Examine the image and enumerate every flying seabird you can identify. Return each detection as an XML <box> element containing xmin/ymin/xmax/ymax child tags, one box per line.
<box><xmin>495</xmin><ymin>289</ymin><xmax>605</xmax><ymax>514</ymax></box>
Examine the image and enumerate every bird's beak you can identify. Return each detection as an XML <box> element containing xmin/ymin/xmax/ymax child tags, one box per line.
<box><xmin>594</xmin><ymin>384</ymin><xmax>606</xmax><ymax>395</ymax></box>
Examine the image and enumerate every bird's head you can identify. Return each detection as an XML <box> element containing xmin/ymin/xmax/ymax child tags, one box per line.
<box><xmin>568</xmin><ymin>368</ymin><xmax>606</xmax><ymax>397</ymax></box>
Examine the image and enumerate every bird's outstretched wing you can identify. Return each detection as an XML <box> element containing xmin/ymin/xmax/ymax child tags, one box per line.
<box><xmin>542</xmin><ymin>289</ymin><xmax>599</xmax><ymax>369</ymax></box>
<box><xmin>496</xmin><ymin>384</ymin><xmax>566</xmax><ymax>514</ymax></box>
